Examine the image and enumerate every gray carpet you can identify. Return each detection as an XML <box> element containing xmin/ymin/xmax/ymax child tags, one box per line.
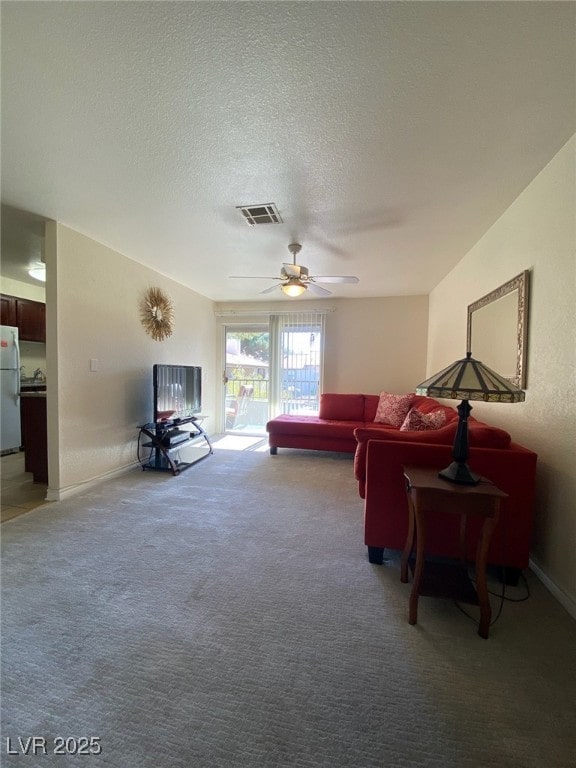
<box><xmin>2</xmin><ymin>443</ymin><xmax>575</xmax><ymax>767</ymax></box>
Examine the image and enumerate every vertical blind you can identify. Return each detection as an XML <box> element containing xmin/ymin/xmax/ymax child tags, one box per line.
<box><xmin>269</xmin><ymin>311</ymin><xmax>326</xmax><ymax>417</ymax></box>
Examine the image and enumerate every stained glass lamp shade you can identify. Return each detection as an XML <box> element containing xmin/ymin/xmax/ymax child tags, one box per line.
<box><xmin>415</xmin><ymin>352</ymin><xmax>525</xmax><ymax>485</ymax></box>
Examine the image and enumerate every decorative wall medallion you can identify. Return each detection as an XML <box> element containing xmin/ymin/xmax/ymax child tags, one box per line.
<box><xmin>139</xmin><ymin>287</ymin><xmax>174</xmax><ymax>341</ymax></box>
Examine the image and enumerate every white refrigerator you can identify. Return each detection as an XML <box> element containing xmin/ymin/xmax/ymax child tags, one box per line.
<box><xmin>0</xmin><ymin>325</ymin><xmax>21</xmax><ymax>454</ymax></box>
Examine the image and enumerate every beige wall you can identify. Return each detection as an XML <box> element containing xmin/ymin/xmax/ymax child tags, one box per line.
<box><xmin>324</xmin><ymin>297</ymin><xmax>429</xmax><ymax>394</ymax></box>
<box><xmin>427</xmin><ymin>135</ymin><xmax>576</xmax><ymax>613</ymax></box>
<box><xmin>46</xmin><ymin>223</ymin><xmax>217</xmax><ymax>498</ymax></box>
<box><xmin>0</xmin><ymin>276</ymin><xmax>46</xmax><ymax>302</ymax></box>
<box><xmin>214</xmin><ymin>295</ymin><xmax>429</xmax><ymax>403</ymax></box>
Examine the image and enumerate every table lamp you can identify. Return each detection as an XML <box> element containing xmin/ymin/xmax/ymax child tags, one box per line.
<box><xmin>415</xmin><ymin>352</ymin><xmax>525</xmax><ymax>485</ymax></box>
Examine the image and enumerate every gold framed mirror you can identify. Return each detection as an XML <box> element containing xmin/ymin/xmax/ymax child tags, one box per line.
<box><xmin>466</xmin><ymin>270</ymin><xmax>530</xmax><ymax>388</ymax></box>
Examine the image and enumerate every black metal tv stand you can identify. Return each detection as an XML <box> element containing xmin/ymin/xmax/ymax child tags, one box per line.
<box><xmin>138</xmin><ymin>416</ymin><xmax>213</xmax><ymax>475</ymax></box>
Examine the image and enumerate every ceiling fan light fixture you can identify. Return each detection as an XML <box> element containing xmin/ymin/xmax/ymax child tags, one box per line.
<box><xmin>281</xmin><ymin>279</ymin><xmax>306</xmax><ymax>297</ymax></box>
<box><xmin>28</xmin><ymin>264</ymin><xmax>46</xmax><ymax>282</ymax></box>
<box><xmin>230</xmin><ymin>241</ymin><xmax>358</xmax><ymax>297</ymax></box>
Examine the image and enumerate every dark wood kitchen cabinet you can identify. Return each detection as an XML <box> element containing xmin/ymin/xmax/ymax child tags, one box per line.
<box><xmin>17</xmin><ymin>298</ymin><xmax>46</xmax><ymax>342</ymax></box>
<box><xmin>20</xmin><ymin>393</ymin><xmax>48</xmax><ymax>484</ymax></box>
<box><xmin>0</xmin><ymin>294</ymin><xmax>46</xmax><ymax>342</ymax></box>
<box><xmin>0</xmin><ymin>294</ymin><xmax>16</xmax><ymax>326</ymax></box>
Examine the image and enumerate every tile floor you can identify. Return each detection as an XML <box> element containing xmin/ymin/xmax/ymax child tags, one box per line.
<box><xmin>1</xmin><ymin>451</ymin><xmax>50</xmax><ymax>522</ymax></box>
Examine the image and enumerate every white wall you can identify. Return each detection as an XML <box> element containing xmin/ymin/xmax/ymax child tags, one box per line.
<box><xmin>427</xmin><ymin>135</ymin><xmax>576</xmax><ymax>613</ymax></box>
<box><xmin>46</xmin><ymin>223</ymin><xmax>217</xmax><ymax>497</ymax></box>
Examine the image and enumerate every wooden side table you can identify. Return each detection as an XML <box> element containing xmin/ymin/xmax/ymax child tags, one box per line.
<box><xmin>400</xmin><ymin>466</ymin><xmax>508</xmax><ymax>639</ymax></box>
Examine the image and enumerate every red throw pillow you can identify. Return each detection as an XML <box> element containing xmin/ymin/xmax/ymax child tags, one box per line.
<box><xmin>374</xmin><ymin>392</ymin><xmax>415</xmax><ymax>427</ymax></box>
<box><xmin>400</xmin><ymin>407</ymin><xmax>447</xmax><ymax>432</ymax></box>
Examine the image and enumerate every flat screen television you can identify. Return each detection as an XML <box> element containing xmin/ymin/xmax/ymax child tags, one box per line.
<box><xmin>153</xmin><ymin>364</ymin><xmax>202</xmax><ymax>423</ymax></box>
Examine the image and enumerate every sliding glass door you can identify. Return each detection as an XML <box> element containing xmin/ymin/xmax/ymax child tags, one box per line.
<box><xmin>223</xmin><ymin>312</ymin><xmax>325</xmax><ymax>433</ymax></box>
<box><xmin>224</xmin><ymin>325</ymin><xmax>269</xmax><ymax>433</ymax></box>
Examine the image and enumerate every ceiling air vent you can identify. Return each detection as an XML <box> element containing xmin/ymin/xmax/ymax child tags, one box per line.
<box><xmin>237</xmin><ymin>203</ymin><xmax>283</xmax><ymax>226</ymax></box>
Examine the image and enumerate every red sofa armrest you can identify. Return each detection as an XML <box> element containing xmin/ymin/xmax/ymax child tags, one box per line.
<box><xmin>354</xmin><ymin>422</ymin><xmax>458</xmax><ymax>495</ymax></box>
<box><xmin>363</xmin><ymin>439</ymin><xmax>537</xmax><ymax>570</ymax></box>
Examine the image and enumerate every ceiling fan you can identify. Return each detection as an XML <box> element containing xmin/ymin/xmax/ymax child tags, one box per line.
<box><xmin>229</xmin><ymin>243</ymin><xmax>359</xmax><ymax>297</ymax></box>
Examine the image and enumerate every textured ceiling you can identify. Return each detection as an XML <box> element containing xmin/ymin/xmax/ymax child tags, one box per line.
<box><xmin>1</xmin><ymin>1</ymin><xmax>575</xmax><ymax>300</ymax></box>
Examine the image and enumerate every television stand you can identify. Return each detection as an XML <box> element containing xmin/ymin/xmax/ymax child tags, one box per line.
<box><xmin>138</xmin><ymin>416</ymin><xmax>213</xmax><ymax>475</ymax></box>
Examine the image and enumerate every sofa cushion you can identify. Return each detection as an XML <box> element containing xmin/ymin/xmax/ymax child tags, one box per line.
<box><xmin>268</xmin><ymin>414</ymin><xmax>364</xmax><ymax>440</ymax></box>
<box><xmin>468</xmin><ymin>421</ymin><xmax>511</xmax><ymax>448</ymax></box>
<box><xmin>400</xmin><ymin>407</ymin><xmax>447</xmax><ymax>431</ymax></box>
<box><xmin>374</xmin><ymin>392</ymin><xmax>415</xmax><ymax>426</ymax></box>
<box><xmin>319</xmin><ymin>393</ymin><xmax>365</xmax><ymax>421</ymax></box>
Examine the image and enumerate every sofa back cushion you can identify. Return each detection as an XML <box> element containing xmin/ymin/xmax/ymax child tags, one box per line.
<box><xmin>363</xmin><ymin>395</ymin><xmax>380</xmax><ymax>422</ymax></box>
<box><xmin>319</xmin><ymin>393</ymin><xmax>365</xmax><ymax>421</ymax></box>
<box><xmin>468</xmin><ymin>421</ymin><xmax>511</xmax><ymax>448</ymax></box>
<box><xmin>412</xmin><ymin>395</ymin><xmax>456</xmax><ymax>418</ymax></box>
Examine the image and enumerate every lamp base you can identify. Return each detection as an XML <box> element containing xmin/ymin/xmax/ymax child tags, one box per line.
<box><xmin>438</xmin><ymin>461</ymin><xmax>481</xmax><ymax>486</ymax></box>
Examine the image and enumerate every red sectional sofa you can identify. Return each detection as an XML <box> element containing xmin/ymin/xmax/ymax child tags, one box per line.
<box><xmin>266</xmin><ymin>392</ymin><xmax>466</xmax><ymax>455</ymax></box>
<box><xmin>267</xmin><ymin>392</ymin><xmax>538</xmax><ymax>575</ymax></box>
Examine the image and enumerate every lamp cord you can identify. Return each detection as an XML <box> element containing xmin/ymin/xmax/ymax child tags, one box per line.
<box><xmin>454</xmin><ymin>568</ymin><xmax>530</xmax><ymax>628</ymax></box>
<box><xmin>454</xmin><ymin>516</ymin><xmax>531</xmax><ymax>628</ymax></box>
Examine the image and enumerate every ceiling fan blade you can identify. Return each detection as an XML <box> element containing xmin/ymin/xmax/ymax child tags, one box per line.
<box><xmin>307</xmin><ymin>282</ymin><xmax>332</xmax><ymax>296</ymax></box>
<box><xmin>310</xmin><ymin>275</ymin><xmax>359</xmax><ymax>284</ymax></box>
<box><xmin>259</xmin><ymin>284</ymin><xmax>281</xmax><ymax>294</ymax></box>
<box><xmin>229</xmin><ymin>275</ymin><xmax>280</xmax><ymax>280</ymax></box>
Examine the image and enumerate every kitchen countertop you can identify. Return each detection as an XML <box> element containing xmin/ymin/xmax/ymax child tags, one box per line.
<box><xmin>20</xmin><ymin>391</ymin><xmax>47</xmax><ymax>398</ymax></box>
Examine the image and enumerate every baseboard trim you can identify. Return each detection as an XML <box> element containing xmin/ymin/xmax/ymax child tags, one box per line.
<box><xmin>530</xmin><ymin>556</ymin><xmax>576</xmax><ymax>620</ymax></box>
<box><xmin>46</xmin><ymin>461</ymin><xmax>140</xmax><ymax>502</ymax></box>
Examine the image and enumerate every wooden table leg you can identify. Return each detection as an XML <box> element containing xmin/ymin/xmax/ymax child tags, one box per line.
<box><xmin>475</xmin><ymin>505</ymin><xmax>500</xmax><ymax>639</ymax></box>
<box><xmin>409</xmin><ymin>504</ymin><xmax>426</xmax><ymax>626</ymax></box>
<box><xmin>401</xmin><ymin>494</ymin><xmax>415</xmax><ymax>584</ymax></box>
<box><xmin>401</xmin><ymin>467</ymin><xmax>507</xmax><ymax>639</ymax></box>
